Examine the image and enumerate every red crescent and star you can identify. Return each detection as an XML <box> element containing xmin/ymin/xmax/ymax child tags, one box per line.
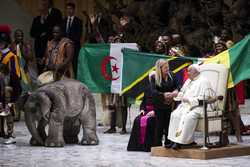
<box><xmin>101</xmin><ymin>56</ymin><xmax>120</xmax><ymax>81</ymax></box>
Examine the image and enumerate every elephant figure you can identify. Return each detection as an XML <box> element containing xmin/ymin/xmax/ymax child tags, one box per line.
<box><xmin>18</xmin><ymin>79</ymin><xmax>98</xmax><ymax>147</ymax></box>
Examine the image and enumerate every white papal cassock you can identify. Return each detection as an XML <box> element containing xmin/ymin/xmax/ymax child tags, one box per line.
<box><xmin>167</xmin><ymin>74</ymin><xmax>212</xmax><ymax>144</ymax></box>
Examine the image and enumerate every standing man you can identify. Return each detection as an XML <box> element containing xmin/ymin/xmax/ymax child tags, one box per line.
<box><xmin>104</xmin><ymin>94</ymin><xmax>128</xmax><ymax>134</ymax></box>
<box><xmin>43</xmin><ymin>25</ymin><xmax>74</xmax><ymax>80</ymax></box>
<box><xmin>0</xmin><ymin>30</ymin><xmax>22</xmax><ymax>144</ymax></box>
<box><xmin>11</xmin><ymin>29</ymin><xmax>38</xmax><ymax>88</ymax></box>
<box><xmin>10</xmin><ymin>29</ymin><xmax>37</xmax><ymax>121</ymax></box>
<box><xmin>63</xmin><ymin>2</ymin><xmax>83</xmax><ymax>76</ymax></box>
<box><xmin>30</xmin><ymin>0</ymin><xmax>62</xmax><ymax>74</ymax></box>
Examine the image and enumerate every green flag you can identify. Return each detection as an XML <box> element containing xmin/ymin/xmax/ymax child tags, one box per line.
<box><xmin>77</xmin><ymin>43</ymin><xmax>138</xmax><ymax>93</ymax></box>
<box><xmin>121</xmin><ymin>49</ymin><xmax>194</xmax><ymax>100</ymax></box>
<box><xmin>205</xmin><ymin>34</ymin><xmax>250</xmax><ymax>88</ymax></box>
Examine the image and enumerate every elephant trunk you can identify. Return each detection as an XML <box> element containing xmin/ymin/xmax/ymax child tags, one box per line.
<box><xmin>24</xmin><ymin>111</ymin><xmax>44</xmax><ymax>145</ymax></box>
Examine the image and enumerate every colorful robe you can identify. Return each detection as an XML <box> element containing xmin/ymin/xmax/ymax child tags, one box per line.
<box><xmin>45</xmin><ymin>37</ymin><xmax>74</xmax><ymax>79</ymax></box>
<box><xmin>0</xmin><ymin>48</ymin><xmax>21</xmax><ymax>102</ymax></box>
<box><xmin>0</xmin><ymin>48</ymin><xmax>20</xmax><ymax>78</ymax></box>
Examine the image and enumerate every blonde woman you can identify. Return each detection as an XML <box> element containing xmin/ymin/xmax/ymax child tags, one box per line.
<box><xmin>150</xmin><ymin>59</ymin><xmax>180</xmax><ymax>147</ymax></box>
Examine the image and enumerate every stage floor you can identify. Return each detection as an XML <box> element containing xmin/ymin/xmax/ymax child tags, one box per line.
<box><xmin>151</xmin><ymin>144</ymin><xmax>250</xmax><ymax>160</ymax></box>
<box><xmin>1</xmin><ymin>98</ymin><xmax>250</xmax><ymax>167</ymax></box>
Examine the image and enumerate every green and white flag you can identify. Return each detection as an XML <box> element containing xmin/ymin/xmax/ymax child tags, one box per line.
<box><xmin>77</xmin><ymin>43</ymin><xmax>138</xmax><ymax>93</ymax></box>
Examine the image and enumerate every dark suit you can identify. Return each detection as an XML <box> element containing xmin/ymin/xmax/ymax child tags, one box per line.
<box><xmin>30</xmin><ymin>16</ymin><xmax>49</xmax><ymax>60</ymax></box>
<box><xmin>63</xmin><ymin>16</ymin><xmax>83</xmax><ymax>75</ymax></box>
<box><xmin>47</xmin><ymin>8</ymin><xmax>63</xmax><ymax>39</ymax></box>
<box><xmin>30</xmin><ymin>8</ymin><xmax>62</xmax><ymax>74</ymax></box>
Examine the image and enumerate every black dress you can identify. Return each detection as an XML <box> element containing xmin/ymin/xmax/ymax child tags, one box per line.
<box><xmin>127</xmin><ymin>89</ymin><xmax>156</xmax><ymax>152</ymax></box>
<box><xmin>150</xmin><ymin>72</ymin><xmax>180</xmax><ymax>146</ymax></box>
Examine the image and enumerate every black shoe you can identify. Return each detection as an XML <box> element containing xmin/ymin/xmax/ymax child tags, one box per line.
<box><xmin>164</xmin><ymin>139</ymin><xmax>172</xmax><ymax>146</ymax></box>
<box><xmin>189</xmin><ymin>141</ymin><xmax>197</xmax><ymax>146</ymax></box>
<box><xmin>97</xmin><ymin>123</ymin><xmax>104</xmax><ymax>126</ymax></box>
<box><xmin>119</xmin><ymin>129</ymin><xmax>127</xmax><ymax>134</ymax></box>
<box><xmin>0</xmin><ymin>133</ymin><xmax>6</xmax><ymax>137</ymax></box>
<box><xmin>171</xmin><ymin>143</ymin><xmax>181</xmax><ymax>150</ymax></box>
<box><xmin>181</xmin><ymin>141</ymin><xmax>197</xmax><ymax>148</ymax></box>
<box><xmin>165</xmin><ymin>142</ymin><xmax>174</xmax><ymax>148</ymax></box>
<box><xmin>104</xmin><ymin>128</ymin><xmax>116</xmax><ymax>134</ymax></box>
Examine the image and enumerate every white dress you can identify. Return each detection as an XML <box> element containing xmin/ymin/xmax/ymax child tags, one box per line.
<box><xmin>167</xmin><ymin>75</ymin><xmax>212</xmax><ymax>144</ymax></box>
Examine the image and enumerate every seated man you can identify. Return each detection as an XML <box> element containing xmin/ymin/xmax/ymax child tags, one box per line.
<box><xmin>167</xmin><ymin>64</ymin><xmax>213</xmax><ymax>149</ymax></box>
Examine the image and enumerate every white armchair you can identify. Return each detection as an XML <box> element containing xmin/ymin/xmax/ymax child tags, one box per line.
<box><xmin>195</xmin><ymin>63</ymin><xmax>229</xmax><ymax>149</ymax></box>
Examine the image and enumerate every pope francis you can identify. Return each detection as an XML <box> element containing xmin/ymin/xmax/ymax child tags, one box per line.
<box><xmin>167</xmin><ymin>64</ymin><xmax>213</xmax><ymax>149</ymax></box>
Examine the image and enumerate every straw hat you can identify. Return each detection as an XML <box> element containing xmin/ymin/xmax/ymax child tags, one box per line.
<box><xmin>37</xmin><ymin>71</ymin><xmax>55</xmax><ymax>85</ymax></box>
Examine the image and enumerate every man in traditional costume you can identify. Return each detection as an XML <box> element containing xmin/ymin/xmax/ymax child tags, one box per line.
<box><xmin>11</xmin><ymin>29</ymin><xmax>38</xmax><ymax>90</ymax></box>
<box><xmin>167</xmin><ymin>64</ymin><xmax>213</xmax><ymax>149</ymax></box>
<box><xmin>43</xmin><ymin>25</ymin><xmax>74</xmax><ymax>80</ymax></box>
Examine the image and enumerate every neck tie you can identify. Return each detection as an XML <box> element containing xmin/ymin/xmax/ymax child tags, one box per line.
<box><xmin>66</xmin><ymin>17</ymin><xmax>72</xmax><ymax>33</ymax></box>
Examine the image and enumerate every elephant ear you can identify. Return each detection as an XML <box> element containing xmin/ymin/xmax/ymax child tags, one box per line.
<box><xmin>24</xmin><ymin>94</ymin><xmax>37</xmax><ymax>112</ymax></box>
<box><xmin>16</xmin><ymin>92</ymin><xmax>31</xmax><ymax>112</ymax></box>
<box><xmin>25</xmin><ymin>92</ymin><xmax>52</xmax><ymax>121</ymax></box>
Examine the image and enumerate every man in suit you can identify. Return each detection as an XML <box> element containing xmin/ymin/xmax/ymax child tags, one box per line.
<box><xmin>30</xmin><ymin>0</ymin><xmax>62</xmax><ymax>74</ymax></box>
<box><xmin>63</xmin><ymin>2</ymin><xmax>83</xmax><ymax>76</ymax></box>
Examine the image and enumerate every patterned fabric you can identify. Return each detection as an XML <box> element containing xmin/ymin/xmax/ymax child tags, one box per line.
<box><xmin>10</xmin><ymin>42</ymin><xmax>38</xmax><ymax>91</ymax></box>
<box><xmin>16</xmin><ymin>44</ymin><xmax>29</xmax><ymax>84</ymax></box>
<box><xmin>46</xmin><ymin>38</ymin><xmax>74</xmax><ymax>78</ymax></box>
<box><xmin>169</xmin><ymin>45</ymin><xmax>186</xmax><ymax>57</ymax></box>
<box><xmin>0</xmin><ymin>48</ymin><xmax>20</xmax><ymax>78</ymax></box>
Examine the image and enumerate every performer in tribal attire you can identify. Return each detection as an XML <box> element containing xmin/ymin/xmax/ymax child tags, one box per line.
<box><xmin>43</xmin><ymin>25</ymin><xmax>74</xmax><ymax>80</ymax></box>
<box><xmin>11</xmin><ymin>29</ymin><xmax>38</xmax><ymax>89</ymax></box>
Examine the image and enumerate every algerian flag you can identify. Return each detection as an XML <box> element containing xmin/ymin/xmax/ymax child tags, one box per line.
<box><xmin>77</xmin><ymin>43</ymin><xmax>138</xmax><ymax>93</ymax></box>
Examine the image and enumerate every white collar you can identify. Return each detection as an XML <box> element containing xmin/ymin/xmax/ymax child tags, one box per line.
<box><xmin>68</xmin><ymin>16</ymin><xmax>74</xmax><ymax>20</ymax></box>
<box><xmin>48</xmin><ymin>8</ymin><xmax>52</xmax><ymax>14</ymax></box>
